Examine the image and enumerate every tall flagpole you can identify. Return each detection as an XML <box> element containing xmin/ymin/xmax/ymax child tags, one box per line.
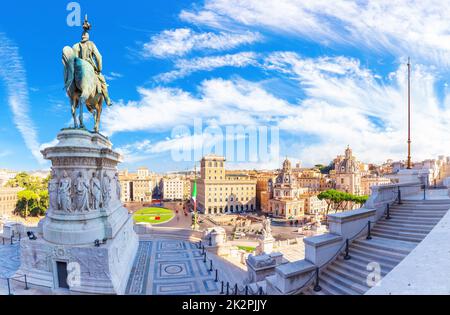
<box><xmin>407</xmin><ymin>57</ymin><xmax>412</xmax><ymax>169</ymax></box>
<box><xmin>193</xmin><ymin>163</ymin><xmax>199</xmax><ymax>230</ymax></box>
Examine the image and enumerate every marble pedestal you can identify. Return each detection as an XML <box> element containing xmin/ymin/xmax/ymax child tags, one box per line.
<box><xmin>15</xmin><ymin>129</ymin><xmax>138</xmax><ymax>295</ymax></box>
<box><xmin>256</xmin><ymin>236</ymin><xmax>275</xmax><ymax>255</ymax></box>
<box><xmin>246</xmin><ymin>252</ymin><xmax>283</xmax><ymax>283</ymax></box>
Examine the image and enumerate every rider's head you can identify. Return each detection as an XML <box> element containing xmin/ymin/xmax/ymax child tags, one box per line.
<box><xmin>81</xmin><ymin>31</ymin><xmax>90</xmax><ymax>43</ymax></box>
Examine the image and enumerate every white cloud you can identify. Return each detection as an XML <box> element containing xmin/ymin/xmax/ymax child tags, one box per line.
<box><xmin>142</xmin><ymin>28</ymin><xmax>262</xmax><ymax>58</ymax></box>
<box><xmin>112</xmin><ymin>52</ymin><xmax>450</xmax><ymax>167</ymax></box>
<box><xmin>155</xmin><ymin>52</ymin><xmax>259</xmax><ymax>82</ymax></box>
<box><xmin>0</xmin><ymin>33</ymin><xmax>43</xmax><ymax>164</ymax></box>
<box><xmin>263</xmin><ymin>52</ymin><xmax>450</xmax><ymax>165</ymax></box>
<box><xmin>181</xmin><ymin>0</ymin><xmax>450</xmax><ymax>67</ymax></box>
<box><xmin>104</xmin><ymin>72</ymin><xmax>123</xmax><ymax>81</ymax></box>
<box><xmin>102</xmin><ymin>78</ymin><xmax>295</xmax><ymax>135</ymax></box>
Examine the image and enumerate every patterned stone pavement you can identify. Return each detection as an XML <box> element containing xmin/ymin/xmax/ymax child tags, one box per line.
<box><xmin>126</xmin><ymin>239</ymin><xmax>225</xmax><ymax>295</ymax></box>
<box><xmin>1</xmin><ymin>239</ymin><xmax>245</xmax><ymax>295</ymax></box>
<box><xmin>0</xmin><ymin>243</ymin><xmax>20</xmax><ymax>279</ymax></box>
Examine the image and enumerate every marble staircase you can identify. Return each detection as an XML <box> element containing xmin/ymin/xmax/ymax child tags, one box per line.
<box><xmin>303</xmin><ymin>198</ymin><xmax>450</xmax><ymax>295</ymax></box>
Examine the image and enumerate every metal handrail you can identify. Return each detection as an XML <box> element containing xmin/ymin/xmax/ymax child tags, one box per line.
<box><xmin>1</xmin><ymin>274</ymin><xmax>29</xmax><ymax>295</ymax></box>
<box><xmin>196</xmin><ymin>240</ymin><xmax>266</xmax><ymax>296</ymax></box>
<box><xmin>293</xmin><ymin>220</ymin><xmax>374</xmax><ymax>295</ymax></box>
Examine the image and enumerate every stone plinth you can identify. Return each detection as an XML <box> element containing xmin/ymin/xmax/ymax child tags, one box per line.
<box><xmin>246</xmin><ymin>252</ymin><xmax>283</xmax><ymax>284</ymax></box>
<box><xmin>15</xmin><ymin>129</ymin><xmax>138</xmax><ymax>295</ymax></box>
<box><xmin>256</xmin><ymin>235</ymin><xmax>275</xmax><ymax>255</ymax></box>
<box><xmin>205</xmin><ymin>227</ymin><xmax>227</xmax><ymax>246</ymax></box>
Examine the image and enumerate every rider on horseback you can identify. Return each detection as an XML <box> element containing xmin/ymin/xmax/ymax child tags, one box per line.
<box><xmin>72</xmin><ymin>16</ymin><xmax>112</xmax><ymax>107</ymax></box>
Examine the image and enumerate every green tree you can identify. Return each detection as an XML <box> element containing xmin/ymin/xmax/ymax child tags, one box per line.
<box><xmin>16</xmin><ymin>190</ymin><xmax>40</xmax><ymax>219</ymax></box>
<box><xmin>6</xmin><ymin>172</ymin><xmax>46</xmax><ymax>191</ymax></box>
<box><xmin>318</xmin><ymin>190</ymin><xmax>369</xmax><ymax>219</ymax></box>
<box><xmin>8</xmin><ymin>172</ymin><xmax>49</xmax><ymax>218</ymax></box>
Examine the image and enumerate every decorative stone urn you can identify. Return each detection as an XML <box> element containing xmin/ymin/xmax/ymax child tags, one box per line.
<box><xmin>15</xmin><ymin>129</ymin><xmax>138</xmax><ymax>295</ymax></box>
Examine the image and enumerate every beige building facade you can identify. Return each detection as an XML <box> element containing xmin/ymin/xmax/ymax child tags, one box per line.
<box><xmin>0</xmin><ymin>187</ymin><xmax>22</xmax><ymax>217</ymax></box>
<box><xmin>197</xmin><ymin>155</ymin><xmax>257</xmax><ymax>215</ymax></box>
<box><xmin>161</xmin><ymin>177</ymin><xmax>184</xmax><ymax>201</ymax></box>
<box><xmin>119</xmin><ymin>167</ymin><xmax>153</xmax><ymax>203</ymax></box>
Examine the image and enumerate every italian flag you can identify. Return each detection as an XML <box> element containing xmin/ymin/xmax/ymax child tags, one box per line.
<box><xmin>191</xmin><ymin>179</ymin><xmax>198</xmax><ymax>229</ymax></box>
<box><xmin>191</xmin><ymin>179</ymin><xmax>197</xmax><ymax>212</ymax></box>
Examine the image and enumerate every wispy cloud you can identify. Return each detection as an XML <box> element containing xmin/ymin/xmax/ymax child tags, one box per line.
<box><xmin>0</xmin><ymin>33</ymin><xmax>43</xmax><ymax>164</ymax></box>
<box><xmin>141</xmin><ymin>28</ymin><xmax>262</xmax><ymax>58</ymax></box>
<box><xmin>108</xmin><ymin>51</ymin><xmax>450</xmax><ymax>166</ymax></box>
<box><xmin>104</xmin><ymin>71</ymin><xmax>124</xmax><ymax>81</ymax></box>
<box><xmin>155</xmin><ymin>52</ymin><xmax>259</xmax><ymax>82</ymax></box>
<box><xmin>181</xmin><ymin>0</ymin><xmax>450</xmax><ymax>67</ymax></box>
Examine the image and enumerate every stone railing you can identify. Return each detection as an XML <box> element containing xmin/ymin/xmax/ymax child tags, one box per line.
<box><xmin>365</xmin><ymin>182</ymin><xmax>422</xmax><ymax>221</ymax></box>
<box><xmin>133</xmin><ymin>224</ymin><xmax>204</xmax><ymax>241</ymax></box>
<box><xmin>265</xmin><ymin>182</ymin><xmax>423</xmax><ymax>295</ymax></box>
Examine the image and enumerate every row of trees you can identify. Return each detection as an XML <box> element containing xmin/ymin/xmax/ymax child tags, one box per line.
<box><xmin>6</xmin><ymin>172</ymin><xmax>50</xmax><ymax>218</ymax></box>
<box><xmin>317</xmin><ymin>189</ymin><xmax>369</xmax><ymax>218</ymax></box>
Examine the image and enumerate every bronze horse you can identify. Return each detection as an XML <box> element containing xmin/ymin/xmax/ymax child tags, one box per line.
<box><xmin>62</xmin><ymin>46</ymin><xmax>106</xmax><ymax>133</ymax></box>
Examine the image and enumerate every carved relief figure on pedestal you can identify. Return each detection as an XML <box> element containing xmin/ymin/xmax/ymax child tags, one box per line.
<box><xmin>90</xmin><ymin>172</ymin><xmax>102</xmax><ymax>210</ymax></box>
<box><xmin>101</xmin><ymin>173</ymin><xmax>111</xmax><ymax>208</ymax></box>
<box><xmin>58</xmin><ymin>171</ymin><xmax>72</xmax><ymax>212</ymax></box>
<box><xmin>48</xmin><ymin>170</ymin><xmax>59</xmax><ymax>211</ymax></box>
<box><xmin>114</xmin><ymin>172</ymin><xmax>121</xmax><ymax>201</ymax></box>
<box><xmin>75</xmin><ymin>172</ymin><xmax>91</xmax><ymax>212</ymax></box>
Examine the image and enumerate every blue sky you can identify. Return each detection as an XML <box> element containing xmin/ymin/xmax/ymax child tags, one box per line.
<box><xmin>1</xmin><ymin>0</ymin><xmax>450</xmax><ymax>173</ymax></box>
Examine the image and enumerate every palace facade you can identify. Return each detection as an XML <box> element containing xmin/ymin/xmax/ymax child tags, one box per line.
<box><xmin>197</xmin><ymin>155</ymin><xmax>257</xmax><ymax>215</ymax></box>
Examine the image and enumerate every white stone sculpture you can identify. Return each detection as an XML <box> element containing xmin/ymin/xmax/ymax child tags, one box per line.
<box><xmin>16</xmin><ymin>129</ymin><xmax>139</xmax><ymax>295</ymax></box>
<box><xmin>75</xmin><ymin>172</ymin><xmax>91</xmax><ymax>212</ymax></box>
<box><xmin>102</xmin><ymin>173</ymin><xmax>111</xmax><ymax>208</ymax></box>
<box><xmin>48</xmin><ymin>170</ymin><xmax>59</xmax><ymax>210</ymax></box>
<box><xmin>58</xmin><ymin>171</ymin><xmax>72</xmax><ymax>212</ymax></box>
<box><xmin>90</xmin><ymin>172</ymin><xmax>102</xmax><ymax>209</ymax></box>
<box><xmin>262</xmin><ymin>217</ymin><xmax>273</xmax><ymax>238</ymax></box>
<box><xmin>114</xmin><ymin>172</ymin><xmax>121</xmax><ymax>201</ymax></box>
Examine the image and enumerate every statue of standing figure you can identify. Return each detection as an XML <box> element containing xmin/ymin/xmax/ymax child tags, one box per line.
<box><xmin>113</xmin><ymin>172</ymin><xmax>121</xmax><ymax>201</ymax></box>
<box><xmin>102</xmin><ymin>173</ymin><xmax>111</xmax><ymax>208</ymax></box>
<box><xmin>75</xmin><ymin>172</ymin><xmax>91</xmax><ymax>212</ymax></box>
<box><xmin>48</xmin><ymin>170</ymin><xmax>59</xmax><ymax>211</ymax></box>
<box><xmin>90</xmin><ymin>172</ymin><xmax>102</xmax><ymax>210</ymax></box>
<box><xmin>262</xmin><ymin>217</ymin><xmax>273</xmax><ymax>239</ymax></box>
<box><xmin>58</xmin><ymin>171</ymin><xmax>72</xmax><ymax>212</ymax></box>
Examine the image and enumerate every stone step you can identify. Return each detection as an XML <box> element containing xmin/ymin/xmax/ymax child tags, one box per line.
<box><xmin>400</xmin><ymin>200</ymin><xmax>450</xmax><ymax>205</ymax></box>
<box><xmin>376</xmin><ymin>220</ymin><xmax>435</xmax><ymax>231</ymax></box>
<box><xmin>345</xmin><ymin>251</ymin><xmax>398</xmax><ymax>270</ymax></box>
<box><xmin>353</xmin><ymin>237</ymin><xmax>416</xmax><ymax>255</ymax></box>
<box><xmin>385</xmin><ymin>217</ymin><xmax>440</xmax><ymax>225</ymax></box>
<box><xmin>319</xmin><ymin>272</ymin><xmax>365</xmax><ymax>295</ymax></box>
<box><xmin>327</xmin><ymin>263</ymin><xmax>372</xmax><ymax>288</ymax></box>
<box><xmin>350</xmin><ymin>241</ymin><xmax>407</xmax><ymax>261</ymax></box>
<box><xmin>345</xmin><ymin>245</ymin><xmax>403</xmax><ymax>266</ymax></box>
<box><xmin>389</xmin><ymin>208</ymin><xmax>449</xmax><ymax>215</ymax></box>
<box><xmin>371</xmin><ymin>226</ymin><xmax>427</xmax><ymax>238</ymax></box>
<box><xmin>371</xmin><ymin>231</ymin><xmax>422</xmax><ymax>243</ymax></box>
<box><xmin>338</xmin><ymin>254</ymin><xmax>394</xmax><ymax>275</ymax></box>
<box><xmin>387</xmin><ymin>211</ymin><xmax>445</xmax><ymax>219</ymax></box>
<box><xmin>374</xmin><ymin>223</ymin><xmax>432</xmax><ymax>234</ymax></box>
<box><xmin>391</xmin><ymin>204</ymin><xmax>450</xmax><ymax>210</ymax></box>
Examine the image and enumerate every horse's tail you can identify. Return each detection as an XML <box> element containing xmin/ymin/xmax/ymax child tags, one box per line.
<box><xmin>74</xmin><ymin>58</ymin><xmax>97</xmax><ymax>103</ymax></box>
<box><xmin>62</xmin><ymin>46</ymin><xmax>75</xmax><ymax>92</ymax></box>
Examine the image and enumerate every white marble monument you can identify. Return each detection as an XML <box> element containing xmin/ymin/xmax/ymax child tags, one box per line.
<box><xmin>256</xmin><ymin>218</ymin><xmax>275</xmax><ymax>255</ymax></box>
<box><xmin>15</xmin><ymin>129</ymin><xmax>138</xmax><ymax>294</ymax></box>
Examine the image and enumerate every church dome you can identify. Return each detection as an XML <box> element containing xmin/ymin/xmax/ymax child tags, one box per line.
<box><xmin>282</xmin><ymin>158</ymin><xmax>292</xmax><ymax>171</ymax></box>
